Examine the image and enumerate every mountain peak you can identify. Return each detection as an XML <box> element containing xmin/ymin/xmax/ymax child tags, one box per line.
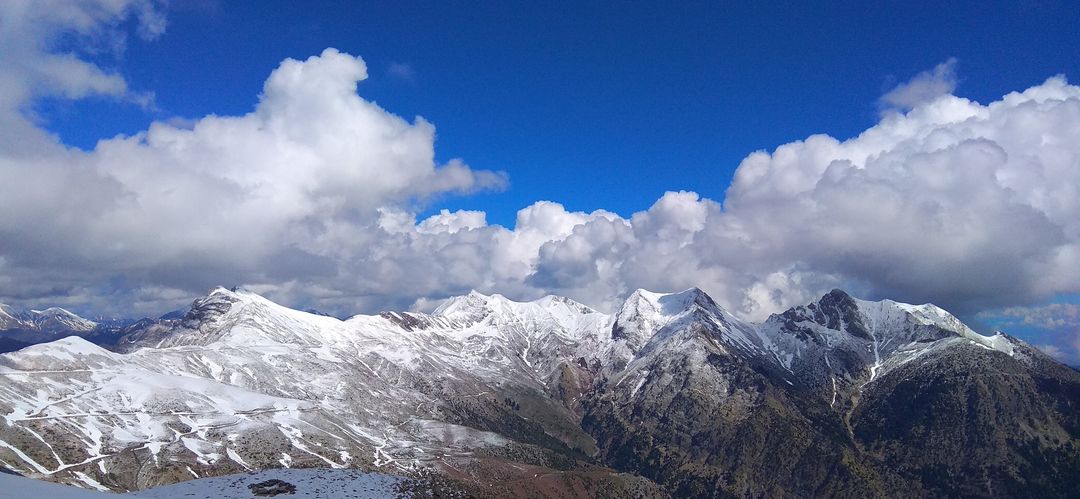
<box><xmin>208</xmin><ymin>285</ymin><xmax>253</xmax><ymax>298</ymax></box>
<box><xmin>0</xmin><ymin>303</ymin><xmax>29</xmax><ymax>329</ymax></box>
<box><xmin>0</xmin><ymin>285</ymin><xmax>1071</xmax><ymax>497</ymax></box>
<box><xmin>612</xmin><ymin>287</ymin><xmax>726</xmax><ymax>350</ymax></box>
<box><xmin>24</xmin><ymin>306</ymin><xmax>97</xmax><ymax>332</ymax></box>
<box><xmin>431</xmin><ymin>290</ymin><xmax>599</xmax><ymax>327</ymax></box>
<box><xmin>180</xmin><ymin>286</ymin><xmax>245</xmax><ymax>330</ymax></box>
<box><xmin>770</xmin><ymin>289</ymin><xmax>1017</xmax><ymax>373</ymax></box>
<box><xmin>0</xmin><ymin>303</ymin><xmax>19</xmax><ymax>318</ymax></box>
<box><xmin>533</xmin><ymin>294</ymin><xmax>597</xmax><ymax>315</ymax></box>
<box><xmin>31</xmin><ymin>306</ymin><xmax>80</xmax><ymax>318</ymax></box>
<box><xmin>819</xmin><ymin>288</ymin><xmax>854</xmax><ymax>305</ymax></box>
<box><xmin>625</xmin><ymin>287</ymin><xmax>718</xmax><ymax>316</ymax></box>
<box><xmin>432</xmin><ymin>290</ymin><xmax>496</xmax><ymax>321</ymax></box>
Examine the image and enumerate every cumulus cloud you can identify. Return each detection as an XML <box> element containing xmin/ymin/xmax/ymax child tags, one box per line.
<box><xmin>716</xmin><ymin>75</ymin><xmax>1080</xmax><ymax>315</ymax></box>
<box><xmin>1036</xmin><ymin>330</ymin><xmax>1080</xmax><ymax>367</ymax></box>
<box><xmin>0</xmin><ymin>1</ymin><xmax>162</xmax><ymax>152</ymax></box>
<box><xmin>417</xmin><ymin>210</ymin><xmax>488</xmax><ymax>235</ymax></box>
<box><xmin>0</xmin><ymin>7</ymin><xmax>506</xmax><ymax>315</ymax></box>
<box><xmin>982</xmin><ymin>303</ymin><xmax>1080</xmax><ymax>329</ymax></box>
<box><xmin>0</xmin><ymin>43</ymin><xmax>508</xmax><ymax>313</ymax></box>
<box><xmin>523</xmin><ymin>67</ymin><xmax>1080</xmax><ymax>321</ymax></box>
<box><xmin>2</xmin><ymin>4</ymin><xmax>1080</xmax><ymax>352</ymax></box>
<box><xmin>982</xmin><ymin>303</ymin><xmax>1080</xmax><ymax>365</ymax></box>
<box><xmin>878</xmin><ymin>58</ymin><xmax>958</xmax><ymax>113</ymax></box>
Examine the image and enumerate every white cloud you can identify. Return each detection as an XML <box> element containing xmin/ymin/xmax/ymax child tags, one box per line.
<box><xmin>417</xmin><ymin>210</ymin><xmax>488</xmax><ymax>234</ymax></box>
<box><xmin>1036</xmin><ymin>329</ymin><xmax>1080</xmax><ymax>366</ymax></box>
<box><xmin>1036</xmin><ymin>344</ymin><xmax>1067</xmax><ymax>361</ymax></box>
<box><xmin>387</xmin><ymin>62</ymin><xmax>417</xmax><ymax>82</ymax></box>
<box><xmin>2</xmin><ymin>9</ymin><xmax>1080</xmax><ymax>343</ymax></box>
<box><xmin>981</xmin><ymin>303</ymin><xmax>1080</xmax><ymax>329</ymax></box>
<box><xmin>522</xmin><ymin>72</ymin><xmax>1080</xmax><ymax>321</ymax></box>
<box><xmin>879</xmin><ymin>58</ymin><xmax>958</xmax><ymax>113</ymax></box>
<box><xmin>0</xmin><ymin>1</ymin><xmax>163</xmax><ymax>130</ymax></box>
<box><xmin>707</xmin><ymin>75</ymin><xmax>1080</xmax><ymax>316</ymax></box>
<box><xmin>0</xmin><ymin>8</ymin><xmax>507</xmax><ymax>315</ymax></box>
<box><xmin>982</xmin><ymin>304</ymin><xmax>1080</xmax><ymax>365</ymax></box>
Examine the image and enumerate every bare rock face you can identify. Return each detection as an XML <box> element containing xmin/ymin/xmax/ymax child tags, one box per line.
<box><xmin>248</xmin><ymin>478</ymin><xmax>297</xmax><ymax>496</ymax></box>
<box><xmin>0</xmin><ymin>286</ymin><xmax>1077</xmax><ymax>498</ymax></box>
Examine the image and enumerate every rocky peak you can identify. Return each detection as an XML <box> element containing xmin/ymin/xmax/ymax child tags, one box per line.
<box><xmin>432</xmin><ymin>290</ymin><xmax>498</xmax><ymax>323</ymax></box>
<box><xmin>773</xmin><ymin>289</ymin><xmax>867</xmax><ymax>340</ymax></box>
<box><xmin>812</xmin><ymin>289</ymin><xmax>872</xmax><ymax>340</ymax></box>
<box><xmin>611</xmin><ymin>287</ymin><xmax>730</xmax><ymax>352</ymax></box>
<box><xmin>180</xmin><ymin>287</ymin><xmax>241</xmax><ymax>330</ymax></box>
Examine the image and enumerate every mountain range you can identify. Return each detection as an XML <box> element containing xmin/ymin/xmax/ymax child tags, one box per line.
<box><xmin>0</xmin><ymin>286</ymin><xmax>1076</xmax><ymax>498</ymax></box>
<box><xmin>0</xmin><ymin>303</ymin><xmax>134</xmax><ymax>354</ymax></box>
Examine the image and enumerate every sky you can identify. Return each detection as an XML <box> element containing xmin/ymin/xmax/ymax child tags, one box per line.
<box><xmin>1</xmin><ymin>1</ymin><xmax>1080</xmax><ymax>364</ymax></box>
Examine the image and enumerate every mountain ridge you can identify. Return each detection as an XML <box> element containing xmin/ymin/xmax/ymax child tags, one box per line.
<box><xmin>0</xmin><ymin>286</ymin><xmax>1076</xmax><ymax>498</ymax></box>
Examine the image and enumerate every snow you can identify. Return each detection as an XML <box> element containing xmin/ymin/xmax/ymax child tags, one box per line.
<box><xmin>0</xmin><ymin>285</ymin><xmax>1039</xmax><ymax>492</ymax></box>
<box><xmin>7</xmin><ymin>336</ymin><xmax>114</xmax><ymax>363</ymax></box>
<box><xmin>0</xmin><ymin>438</ymin><xmax>48</xmax><ymax>474</ymax></box>
<box><xmin>855</xmin><ymin>297</ymin><xmax>1015</xmax><ymax>358</ymax></box>
<box><xmin>830</xmin><ymin>376</ymin><xmax>838</xmax><ymax>407</ymax></box>
<box><xmin>629</xmin><ymin>371</ymin><xmax>649</xmax><ymax>398</ymax></box>
<box><xmin>0</xmin><ymin>305</ymin><xmax>28</xmax><ymax>329</ymax></box>
<box><xmin>72</xmin><ymin>471</ymin><xmax>107</xmax><ymax>492</ymax></box>
<box><xmin>27</xmin><ymin>308</ymin><xmax>98</xmax><ymax>331</ymax></box>
<box><xmin>862</xmin><ymin>305</ymin><xmax>884</xmax><ymax>381</ymax></box>
<box><xmin>226</xmin><ymin>447</ymin><xmax>253</xmax><ymax>470</ymax></box>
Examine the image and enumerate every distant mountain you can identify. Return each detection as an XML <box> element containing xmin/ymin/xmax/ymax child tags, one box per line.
<box><xmin>26</xmin><ymin>307</ymin><xmax>98</xmax><ymax>333</ymax></box>
<box><xmin>0</xmin><ymin>287</ymin><xmax>1076</xmax><ymax>498</ymax></box>
<box><xmin>0</xmin><ymin>304</ymin><xmax>98</xmax><ymax>331</ymax></box>
<box><xmin>0</xmin><ymin>303</ymin><xmax>132</xmax><ymax>354</ymax></box>
<box><xmin>0</xmin><ymin>304</ymin><xmax>27</xmax><ymax>330</ymax></box>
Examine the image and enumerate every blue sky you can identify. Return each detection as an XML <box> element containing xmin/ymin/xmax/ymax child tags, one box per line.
<box><xmin>4</xmin><ymin>1</ymin><xmax>1080</xmax><ymax>365</ymax></box>
<box><xmin>42</xmin><ymin>1</ymin><xmax>1080</xmax><ymax>225</ymax></box>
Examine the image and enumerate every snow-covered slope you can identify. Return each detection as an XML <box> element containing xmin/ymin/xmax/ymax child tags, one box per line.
<box><xmin>27</xmin><ymin>308</ymin><xmax>98</xmax><ymax>333</ymax></box>
<box><xmin>0</xmin><ymin>286</ymin><xmax>1042</xmax><ymax>495</ymax></box>
<box><xmin>0</xmin><ymin>305</ymin><xmax>30</xmax><ymax>330</ymax></box>
<box><xmin>0</xmin><ymin>287</ymin><xmax>622</xmax><ymax>492</ymax></box>
<box><xmin>602</xmin><ymin>288</ymin><xmax>766</xmax><ymax>393</ymax></box>
<box><xmin>754</xmin><ymin>289</ymin><xmax>1020</xmax><ymax>408</ymax></box>
<box><xmin>0</xmin><ymin>304</ymin><xmax>99</xmax><ymax>337</ymax></box>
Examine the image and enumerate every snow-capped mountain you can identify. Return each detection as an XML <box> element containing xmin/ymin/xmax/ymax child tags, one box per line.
<box><xmin>0</xmin><ymin>303</ymin><xmax>103</xmax><ymax>348</ymax></box>
<box><xmin>0</xmin><ymin>304</ymin><xmax>110</xmax><ymax>355</ymax></box>
<box><xmin>0</xmin><ymin>305</ymin><xmax>29</xmax><ymax>330</ymax></box>
<box><xmin>26</xmin><ymin>308</ymin><xmax>99</xmax><ymax>333</ymax></box>
<box><xmin>0</xmin><ymin>287</ymin><xmax>1076</xmax><ymax>498</ymax></box>
<box><xmin>0</xmin><ymin>305</ymin><xmax>98</xmax><ymax>333</ymax></box>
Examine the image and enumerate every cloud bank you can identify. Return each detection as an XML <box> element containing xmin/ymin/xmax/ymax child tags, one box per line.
<box><xmin>2</xmin><ymin>2</ymin><xmax>1080</xmax><ymax>363</ymax></box>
